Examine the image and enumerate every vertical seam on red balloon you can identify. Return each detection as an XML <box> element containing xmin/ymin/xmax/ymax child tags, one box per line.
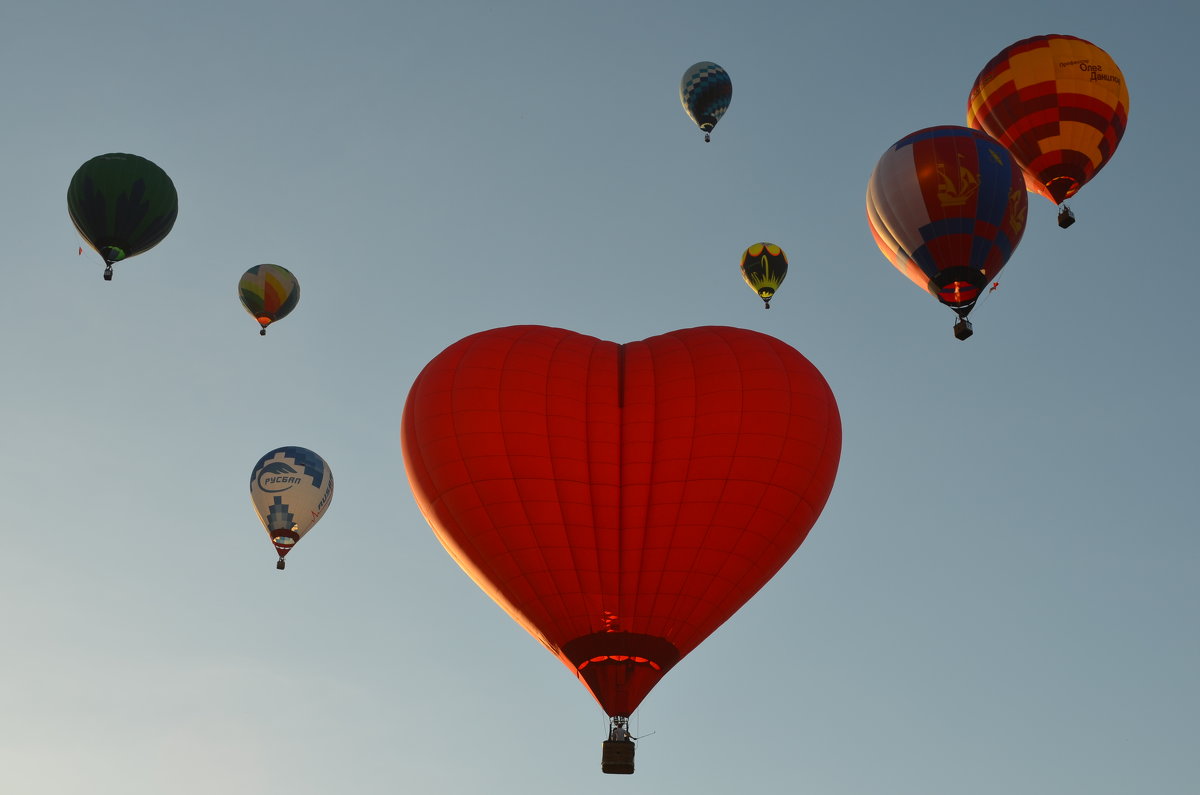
<box><xmin>645</xmin><ymin>329</ymin><xmax>695</xmax><ymax>642</ymax></box>
<box><xmin>447</xmin><ymin>333</ymin><xmax>510</xmax><ymax>614</ymax></box>
<box><xmin>693</xmin><ymin>327</ymin><xmax>738</xmax><ymax>643</ymax></box>
<box><xmin>590</xmin><ymin>331</ymin><xmax>619</xmax><ymax>643</ymax></box>
<box><xmin>774</xmin><ymin>336</ymin><xmax>818</xmax><ymax>602</ymax></box>
<box><xmin>618</xmin><ymin>338</ymin><xmax>640</xmax><ymax>646</ymax></box>
<box><xmin>516</xmin><ymin>326</ymin><xmax>572</xmax><ymax>642</ymax></box>
<box><xmin>692</xmin><ymin>328</ymin><xmax>749</xmax><ymax>645</ymax></box>
<box><xmin>465</xmin><ymin>329</ymin><xmax>550</xmax><ymax>647</ymax></box>
<box><xmin>406</xmin><ymin>342</ymin><xmax>487</xmax><ymax>602</ymax></box>
<box><xmin>621</xmin><ymin>337</ymin><xmax>649</xmax><ymax>643</ymax></box>
<box><xmin>616</xmin><ymin>339</ymin><xmax>626</xmax><ymax>642</ymax></box>
<box><xmin>552</xmin><ymin>328</ymin><xmax>597</xmax><ymax>642</ymax></box>
<box><xmin>543</xmin><ymin>328</ymin><xmax>573</xmax><ymax>642</ymax></box>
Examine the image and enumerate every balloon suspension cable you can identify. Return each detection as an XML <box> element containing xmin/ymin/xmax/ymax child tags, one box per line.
<box><xmin>975</xmin><ymin>266</ymin><xmax>1020</xmax><ymax>318</ymax></box>
<box><xmin>974</xmin><ymin>284</ymin><xmax>999</xmax><ymax>314</ymax></box>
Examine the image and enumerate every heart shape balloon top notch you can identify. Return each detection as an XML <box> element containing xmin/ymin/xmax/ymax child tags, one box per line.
<box><xmin>402</xmin><ymin>325</ymin><xmax>841</xmax><ymax>717</ymax></box>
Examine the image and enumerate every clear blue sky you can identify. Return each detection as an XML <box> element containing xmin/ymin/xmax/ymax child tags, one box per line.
<box><xmin>1</xmin><ymin>2</ymin><xmax>1194</xmax><ymax>793</ymax></box>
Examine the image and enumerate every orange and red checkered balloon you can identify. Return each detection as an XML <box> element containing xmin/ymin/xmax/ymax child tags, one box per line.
<box><xmin>967</xmin><ymin>35</ymin><xmax>1129</xmax><ymax>206</ymax></box>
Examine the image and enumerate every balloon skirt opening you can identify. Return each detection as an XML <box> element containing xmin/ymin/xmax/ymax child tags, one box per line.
<box><xmin>562</xmin><ymin>632</ymin><xmax>680</xmax><ymax>717</ymax></box>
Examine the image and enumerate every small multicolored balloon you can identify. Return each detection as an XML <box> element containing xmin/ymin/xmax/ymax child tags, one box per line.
<box><xmin>249</xmin><ymin>446</ymin><xmax>334</xmax><ymax>570</ymax></box>
<box><xmin>238</xmin><ymin>264</ymin><xmax>300</xmax><ymax>335</ymax></box>
<box><xmin>680</xmin><ymin>61</ymin><xmax>732</xmax><ymax>142</ymax></box>
<box><xmin>740</xmin><ymin>243</ymin><xmax>788</xmax><ymax>309</ymax></box>
<box><xmin>67</xmin><ymin>153</ymin><xmax>178</xmax><ymax>281</ymax></box>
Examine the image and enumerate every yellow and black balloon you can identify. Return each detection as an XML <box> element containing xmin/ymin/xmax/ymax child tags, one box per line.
<box><xmin>740</xmin><ymin>243</ymin><xmax>788</xmax><ymax>309</ymax></box>
<box><xmin>238</xmin><ymin>264</ymin><xmax>300</xmax><ymax>335</ymax></box>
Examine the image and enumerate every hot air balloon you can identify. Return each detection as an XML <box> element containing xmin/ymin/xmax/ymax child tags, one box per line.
<box><xmin>249</xmin><ymin>446</ymin><xmax>334</xmax><ymax>570</ymax></box>
<box><xmin>967</xmin><ymin>35</ymin><xmax>1129</xmax><ymax>228</ymax></box>
<box><xmin>740</xmin><ymin>242</ymin><xmax>788</xmax><ymax>308</ymax></box>
<box><xmin>680</xmin><ymin>61</ymin><xmax>732</xmax><ymax>142</ymax></box>
<box><xmin>866</xmin><ymin>125</ymin><xmax>1028</xmax><ymax>340</ymax></box>
<box><xmin>239</xmin><ymin>264</ymin><xmax>300</xmax><ymax>335</ymax></box>
<box><xmin>67</xmin><ymin>153</ymin><xmax>178</xmax><ymax>280</ymax></box>
<box><xmin>401</xmin><ymin>325</ymin><xmax>841</xmax><ymax>774</ymax></box>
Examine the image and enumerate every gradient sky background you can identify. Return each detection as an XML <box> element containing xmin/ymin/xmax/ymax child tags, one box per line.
<box><xmin>1</xmin><ymin>1</ymin><xmax>1195</xmax><ymax>793</ymax></box>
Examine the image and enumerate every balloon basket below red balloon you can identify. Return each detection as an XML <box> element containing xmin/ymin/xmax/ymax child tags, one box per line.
<box><xmin>601</xmin><ymin>740</ymin><xmax>635</xmax><ymax>774</ymax></box>
<box><xmin>1058</xmin><ymin>206</ymin><xmax>1076</xmax><ymax>229</ymax></box>
<box><xmin>953</xmin><ymin>318</ymin><xmax>974</xmax><ymax>341</ymax></box>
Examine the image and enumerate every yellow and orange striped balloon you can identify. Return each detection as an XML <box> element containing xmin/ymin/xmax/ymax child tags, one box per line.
<box><xmin>967</xmin><ymin>35</ymin><xmax>1128</xmax><ymax>206</ymax></box>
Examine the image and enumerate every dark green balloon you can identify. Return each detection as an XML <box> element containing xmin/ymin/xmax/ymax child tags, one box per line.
<box><xmin>68</xmin><ymin>153</ymin><xmax>178</xmax><ymax>275</ymax></box>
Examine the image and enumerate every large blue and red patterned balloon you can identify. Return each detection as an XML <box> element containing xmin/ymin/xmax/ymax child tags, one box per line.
<box><xmin>866</xmin><ymin>125</ymin><xmax>1028</xmax><ymax>335</ymax></box>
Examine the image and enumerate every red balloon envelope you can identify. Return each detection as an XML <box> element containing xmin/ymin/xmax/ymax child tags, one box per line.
<box><xmin>401</xmin><ymin>325</ymin><xmax>841</xmax><ymax>718</ymax></box>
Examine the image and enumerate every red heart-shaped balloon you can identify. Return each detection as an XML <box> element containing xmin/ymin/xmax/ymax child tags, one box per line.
<box><xmin>402</xmin><ymin>326</ymin><xmax>841</xmax><ymax>717</ymax></box>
